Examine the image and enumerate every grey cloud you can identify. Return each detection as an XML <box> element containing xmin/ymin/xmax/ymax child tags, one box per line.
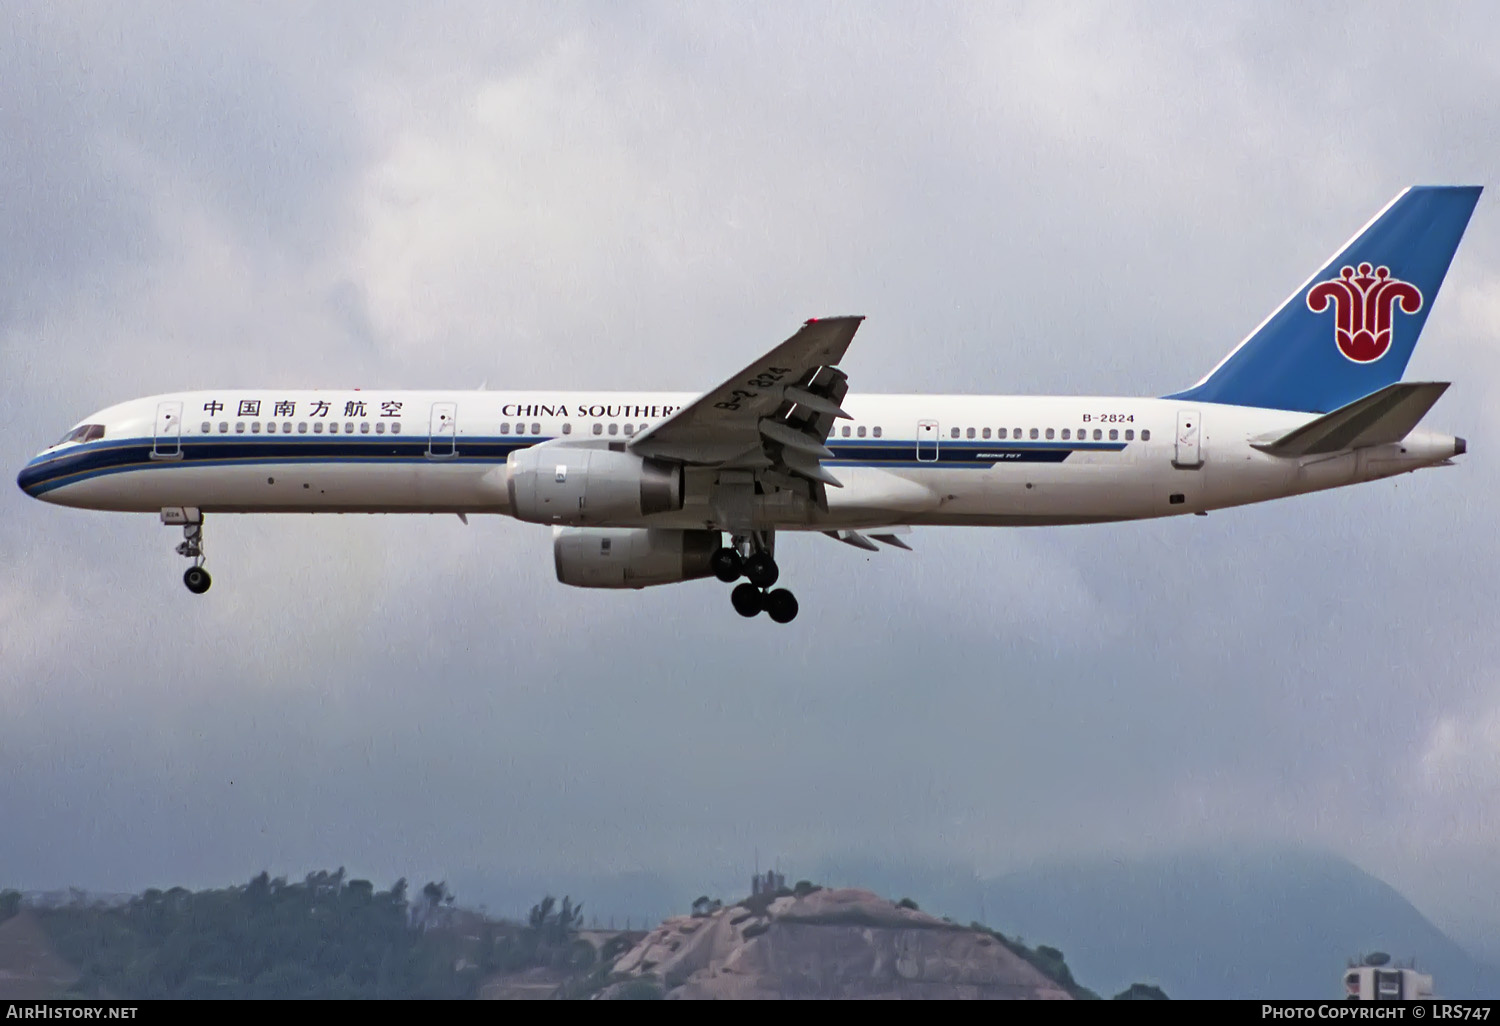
<box><xmin>3</xmin><ymin>0</ymin><xmax>1500</xmax><ymax>952</ymax></box>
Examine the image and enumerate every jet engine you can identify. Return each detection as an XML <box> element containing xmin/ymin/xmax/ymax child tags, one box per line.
<box><xmin>507</xmin><ymin>445</ymin><xmax>684</xmax><ymax>525</ymax></box>
<box><xmin>553</xmin><ymin>527</ymin><xmax>719</xmax><ymax>589</ymax></box>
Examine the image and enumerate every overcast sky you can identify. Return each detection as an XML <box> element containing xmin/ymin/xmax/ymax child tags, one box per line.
<box><xmin>4</xmin><ymin>0</ymin><xmax>1500</xmax><ymax>952</ymax></box>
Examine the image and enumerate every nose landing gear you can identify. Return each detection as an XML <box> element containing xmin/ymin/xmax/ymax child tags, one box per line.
<box><xmin>716</xmin><ymin>532</ymin><xmax>796</xmax><ymax>623</ymax></box>
<box><xmin>162</xmin><ymin>507</ymin><xmax>211</xmax><ymax>595</ymax></box>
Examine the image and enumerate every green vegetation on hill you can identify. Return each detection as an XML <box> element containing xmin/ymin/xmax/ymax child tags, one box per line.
<box><xmin>965</xmin><ymin>921</ymin><xmax>1100</xmax><ymax>1000</ymax></box>
<box><xmin>27</xmin><ymin>871</ymin><xmax>589</xmax><ymax>999</ymax></box>
<box><xmin>41</xmin><ymin>870</ymin><xmax>468</xmax><ymax>999</ymax></box>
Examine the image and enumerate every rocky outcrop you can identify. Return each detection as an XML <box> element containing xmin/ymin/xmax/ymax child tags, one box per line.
<box><xmin>605</xmin><ymin>888</ymin><xmax>1073</xmax><ymax>1000</ymax></box>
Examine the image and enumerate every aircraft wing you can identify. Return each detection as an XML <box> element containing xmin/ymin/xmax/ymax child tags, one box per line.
<box><xmin>629</xmin><ymin>316</ymin><xmax>863</xmax><ymax>492</ymax></box>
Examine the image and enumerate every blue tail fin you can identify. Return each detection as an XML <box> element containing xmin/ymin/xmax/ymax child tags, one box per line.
<box><xmin>1167</xmin><ymin>186</ymin><xmax>1482</xmax><ymax>413</ymax></box>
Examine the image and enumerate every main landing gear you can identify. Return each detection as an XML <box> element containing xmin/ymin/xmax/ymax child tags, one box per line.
<box><xmin>713</xmin><ymin>532</ymin><xmax>797</xmax><ymax>623</ymax></box>
<box><xmin>162</xmin><ymin>507</ymin><xmax>211</xmax><ymax>594</ymax></box>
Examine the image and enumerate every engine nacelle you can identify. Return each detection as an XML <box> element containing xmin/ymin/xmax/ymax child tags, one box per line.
<box><xmin>553</xmin><ymin>528</ymin><xmax>719</xmax><ymax>589</ymax></box>
<box><xmin>506</xmin><ymin>445</ymin><xmax>684</xmax><ymax>525</ymax></box>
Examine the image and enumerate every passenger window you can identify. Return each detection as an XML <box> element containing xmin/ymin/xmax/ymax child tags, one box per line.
<box><xmin>1013</xmin><ymin>427</ymin><xmax>1022</xmax><ymax>438</ymax></box>
<box><xmin>201</xmin><ymin>421</ymin><xmax>211</xmax><ymax>433</ymax></box>
<box><xmin>314</xmin><ymin>423</ymin><xmax>324</xmax><ymax>433</ymax></box>
<box><xmin>360</xmin><ymin>422</ymin><xmax>370</xmax><ymax>433</ymax></box>
<box><xmin>608</xmin><ymin>423</ymin><xmax>618</xmax><ymax>435</ymax></box>
<box><xmin>1045</xmin><ymin>428</ymin><xmax>1054</xmax><ymax>440</ymax></box>
<box><xmin>561</xmin><ymin>423</ymin><xmax>572</xmax><ymax>435</ymax></box>
<box><xmin>857</xmin><ymin>426</ymin><xmax>866</xmax><ymax>438</ymax></box>
<box><xmin>345</xmin><ymin>422</ymin><xmax>354</xmax><ymax>433</ymax></box>
<box><xmin>996</xmin><ymin>428</ymin><xmax>1007</xmax><ymax>440</ymax></box>
<box><xmin>375</xmin><ymin>422</ymin><xmax>385</xmax><ymax>434</ymax></box>
<box><xmin>623</xmin><ymin>423</ymin><xmax>634</xmax><ymax>436</ymax></box>
<box><xmin>1109</xmin><ymin>428</ymin><xmax>1118</xmax><ymax>440</ymax></box>
<box><xmin>964</xmin><ymin>427</ymin><xmax>973</xmax><ymax>438</ymax></box>
<box><xmin>1125</xmin><ymin>429</ymin><xmax>1134</xmax><ymax>440</ymax></box>
<box><xmin>391</xmin><ymin>423</ymin><xmax>401</xmax><ymax>434</ymax></box>
<box><xmin>593</xmin><ymin>424</ymin><xmax>603</xmax><ymax>435</ymax></box>
<box><xmin>841</xmin><ymin>426</ymin><xmax>851</xmax><ymax>437</ymax></box>
<box><xmin>872</xmin><ymin>426</ymin><xmax>882</xmax><ymax>438</ymax></box>
<box><xmin>218</xmin><ymin>422</ymin><xmax>229</xmax><ymax>433</ymax></box>
<box><xmin>235</xmin><ymin>422</ymin><xmax>246</xmax><ymax>433</ymax></box>
<box><xmin>500</xmin><ymin>423</ymin><xmax>510</xmax><ymax>434</ymax></box>
<box><xmin>1062</xmin><ymin>428</ymin><xmax>1070</xmax><ymax>440</ymax></box>
<box><xmin>251</xmin><ymin>422</ymin><xmax>261</xmax><ymax>433</ymax></box>
<box><xmin>950</xmin><ymin>427</ymin><xmax>960</xmax><ymax>439</ymax></box>
<box><xmin>1093</xmin><ymin>428</ymin><xmax>1102</xmax><ymax>440</ymax></box>
<box><xmin>982</xmin><ymin>428</ymin><xmax>991</xmax><ymax>439</ymax></box>
<box><xmin>1141</xmin><ymin>429</ymin><xmax>1150</xmax><ymax>441</ymax></box>
<box><xmin>298</xmin><ymin>423</ymin><xmax>308</xmax><ymax>434</ymax></box>
<box><xmin>531</xmin><ymin>422</ymin><xmax>541</xmax><ymax>435</ymax></box>
<box><xmin>283</xmin><ymin>422</ymin><xmax>292</xmax><ymax>433</ymax></box>
<box><xmin>1029</xmin><ymin>428</ymin><xmax>1039</xmax><ymax>440</ymax></box>
<box><xmin>266</xmin><ymin>422</ymin><xmax>276</xmax><ymax>434</ymax></box>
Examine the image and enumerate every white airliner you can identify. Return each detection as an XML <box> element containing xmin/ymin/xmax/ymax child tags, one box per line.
<box><xmin>17</xmin><ymin>186</ymin><xmax>1481</xmax><ymax>623</ymax></box>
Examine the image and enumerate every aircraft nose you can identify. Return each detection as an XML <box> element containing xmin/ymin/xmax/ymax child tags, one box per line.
<box><xmin>16</xmin><ymin>458</ymin><xmax>47</xmax><ymax>499</ymax></box>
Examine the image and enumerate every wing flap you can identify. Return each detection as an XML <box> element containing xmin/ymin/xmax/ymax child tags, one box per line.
<box><xmin>824</xmin><ymin>526</ymin><xmax>913</xmax><ymax>552</ymax></box>
<box><xmin>1251</xmin><ymin>381</ymin><xmax>1450</xmax><ymax>457</ymax></box>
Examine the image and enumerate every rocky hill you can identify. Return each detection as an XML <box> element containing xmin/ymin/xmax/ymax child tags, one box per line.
<box><xmin>603</xmin><ymin>887</ymin><xmax>1075</xmax><ymax>1000</ymax></box>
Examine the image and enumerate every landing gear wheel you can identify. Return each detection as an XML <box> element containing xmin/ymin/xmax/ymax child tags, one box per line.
<box><xmin>743</xmin><ymin>552</ymin><xmax>779</xmax><ymax>589</ymax></box>
<box><xmin>731</xmin><ymin>583</ymin><xmax>763</xmax><ymax>617</ymax></box>
<box><xmin>764</xmin><ymin>588</ymin><xmax>799</xmax><ymax>624</ymax></box>
<box><xmin>184</xmin><ymin>566</ymin><xmax>212</xmax><ymax>594</ymax></box>
<box><xmin>711</xmin><ymin>547</ymin><xmax>743</xmax><ymax>583</ymax></box>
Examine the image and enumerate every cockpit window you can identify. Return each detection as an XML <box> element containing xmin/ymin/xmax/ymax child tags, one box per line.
<box><xmin>54</xmin><ymin>424</ymin><xmax>105</xmax><ymax>447</ymax></box>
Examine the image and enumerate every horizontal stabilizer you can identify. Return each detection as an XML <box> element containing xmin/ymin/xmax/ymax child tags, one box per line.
<box><xmin>1252</xmin><ymin>381</ymin><xmax>1449</xmax><ymax>457</ymax></box>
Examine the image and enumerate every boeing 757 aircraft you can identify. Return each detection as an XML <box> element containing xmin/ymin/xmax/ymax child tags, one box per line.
<box><xmin>16</xmin><ymin>187</ymin><xmax>1481</xmax><ymax>623</ymax></box>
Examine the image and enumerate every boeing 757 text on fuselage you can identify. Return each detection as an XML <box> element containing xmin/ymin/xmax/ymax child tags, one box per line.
<box><xmin>17</xmin><ymin>187</ymin><xmax>1481</xmax><ymax>623</ymax></box>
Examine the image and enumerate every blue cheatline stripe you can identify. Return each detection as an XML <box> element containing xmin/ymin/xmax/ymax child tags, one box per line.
<box><xmin>16</xmin><ymin>436</ymin><xmax>541</xmax><ymax>496</ymax></box>
<box><xmin>18</xmin><ymin>435</ymin><xmax>1130</xmax><ymax>497</ymax></box>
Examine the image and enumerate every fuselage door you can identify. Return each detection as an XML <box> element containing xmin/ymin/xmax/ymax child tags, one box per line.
<box><xmin>916</xmin><ymin>420</ymin><xmax>939</xmax><ymax>462</ymax></box>
<box><xmin>1173</xmin><ymin>409</ymin><xmax>1203</xmax><ymax>469</ymax></box>
<box><xmin>428</xmin><ymin>402</ymin><xmax>458</xmax><ymax>459</ymax></box>
<box><xmin>152</xmin><ymin>400</ymin><xmax>183</xmax><ymax>460</ymax></box>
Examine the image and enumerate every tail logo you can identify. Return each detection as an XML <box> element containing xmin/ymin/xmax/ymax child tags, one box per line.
<box><xmin>1306</xmin><ymin>263</ymin><xmax>1423</xmax><ymax>363</ymax></box>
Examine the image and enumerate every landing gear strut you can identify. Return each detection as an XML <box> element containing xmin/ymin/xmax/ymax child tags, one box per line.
<box><xmin>717</xmin><ymin>531</ymin><xmax>796</xmax><ymax>623</ymax></box>
<box><xmin>163</xmin><ymin>507</ymin><xmax>211</xmax><ymax>595</ymax></box>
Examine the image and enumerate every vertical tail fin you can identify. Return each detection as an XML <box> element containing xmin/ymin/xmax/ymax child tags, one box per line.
<box><xmin>1168</xmin><ymin>186</ymin><xmax>1481</xmax><ymax>413</ymax></box>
